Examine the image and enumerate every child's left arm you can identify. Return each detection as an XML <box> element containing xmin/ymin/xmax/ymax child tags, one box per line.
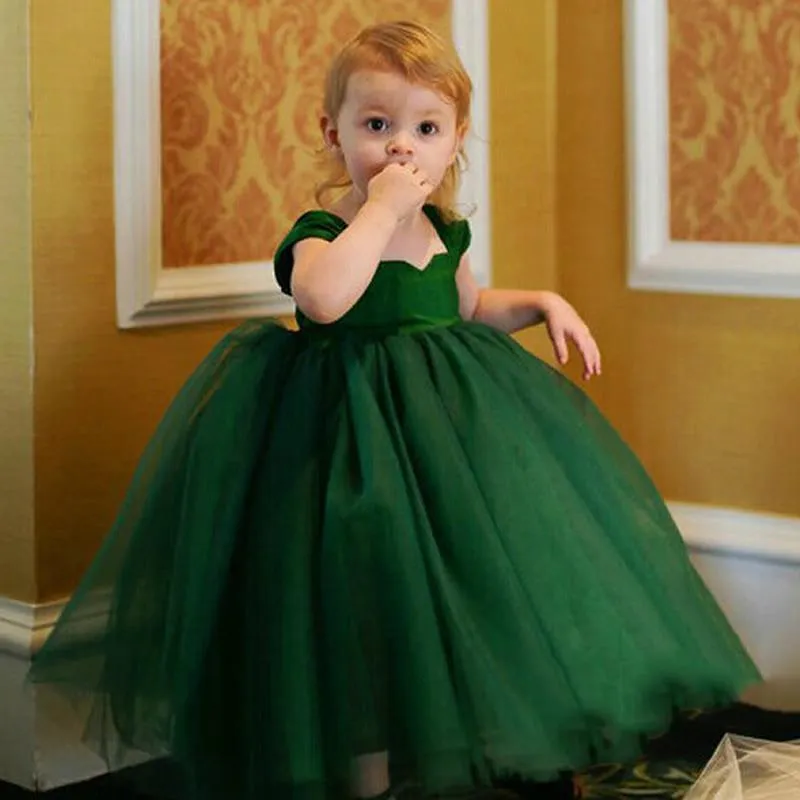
<box><xmin>456</xmin><ymin>254</ymin><xmax>602</xmax><ymax>380</ymax></box>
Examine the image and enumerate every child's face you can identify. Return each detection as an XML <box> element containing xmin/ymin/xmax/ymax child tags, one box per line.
<box><xmin>324</xmin><ymin>70</ymin><xmax>463</xmax><ymax>202</ymax></box>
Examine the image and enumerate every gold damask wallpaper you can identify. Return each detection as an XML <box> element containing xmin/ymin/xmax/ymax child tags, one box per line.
<box><xmin>669</xmin><ymin>0</ymin><xmax>800</xmax><ymax>243</ymax></box>
<box><xmin>24</xmin><ymin>0</ymin><xmax>800</xmax><ymax>603</ymax></box>
<box><xmin>160</xmin><ymin>0</ymin><xmax>450</xmax><ymax>268</ymax></box>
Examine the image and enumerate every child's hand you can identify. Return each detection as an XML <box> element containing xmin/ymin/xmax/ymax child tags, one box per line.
<box><xmin>540</xmin><ymin>293</ymin><xmax>602</xmax><ymax>380</ymax></box>
<box><xmin>367</xmin><ymin>163</ymin><xmax>434</xmax><ymax>222</ymax></box>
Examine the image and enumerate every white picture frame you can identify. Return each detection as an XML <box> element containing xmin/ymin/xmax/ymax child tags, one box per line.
<box><xmin>112</xmin><ymin>0</ymin><xmax>491</xmax><ymax>329</ymax></box>
<box><xmin>624</xmin><ymin>0</ymin><xmax>800</xmax><ymax>298</ymax></box>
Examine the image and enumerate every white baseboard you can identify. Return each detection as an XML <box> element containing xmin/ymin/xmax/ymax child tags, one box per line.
<box><xmin>675</xmin><ymin>503</ymin><xmax>800</xmax><ymax>711</ymax></box>
<box><xmin>670</xmin><ymin>502</ymin><xmax>800</xmax><ymax>566</ymax></box>
<box><xmin>2</xmin><ymin>502</ymin><xmax>800</xmax><ymax>789</ymax></box>
<box><xmin>672</xmin><ymin>504</ymin><xmax>800</xmax><ymax>703</ymax></box>
<box><xmin>0</xmin><ymin>596</ymin><xmax>68</xmax><ymax>659</ymax></box>
<box><xmin>0</xmin><ymin>596</ymin><xmax>108</xmax><ymax>791</ymax></box>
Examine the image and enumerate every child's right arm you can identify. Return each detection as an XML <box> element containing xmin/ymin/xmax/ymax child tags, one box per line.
<box><xmin>291</xmin><ymin>163</ymin><xmax>433</xmax><ymax>324</ymax></box>
<box><xmin>291</xmin><ymin>201</ymin><xmax>398</xmax><ymax>324</ymax></box>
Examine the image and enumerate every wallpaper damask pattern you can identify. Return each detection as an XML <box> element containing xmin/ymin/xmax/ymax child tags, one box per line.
<box><xmin>669</xmin><ymin>0</ymin><xmax>800</xmax><ymax>244</ymax></box>
<box><xmin>160</xmin><ymin>0</ymin><xmax>450</xmax><ymax>268</ymax></box>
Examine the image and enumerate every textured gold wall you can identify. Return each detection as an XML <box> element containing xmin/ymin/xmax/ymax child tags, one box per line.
<box><xmin>557</xmin><ymin>0</ymin><xmax>800</xmax><ymax>516</ymax></box>
<box><xmin>0</xmin><ymin>0</ymin><xmax>35</xmax><ymax>601</ymax></box>
<box><xmin>669</xmin><ymin>0</ymin><xmax>800</xmax><ymax>243</ymax></box>
<box><xmin>30</xmin><ymin>0</ymin><xmax>236</xmax><ymax>601</ymax></box>
<box><xmin>161</xmin><ymin>0</ymin><xmax>450</xmax><ymax>268</ymax></box>
<box><xmin>491</xmin><ymin>1</ymin><xmax>559</xmax><ymax>361</ymax></box>
<box><xmin>23</xmin><ymin>0</ymin><xmax>799</xmax><ymax>604</ymax></box>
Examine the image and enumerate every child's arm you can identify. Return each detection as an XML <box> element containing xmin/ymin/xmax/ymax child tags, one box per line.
<box><xmin>291</xmin><ymin>164</ymin><xmax>432</xmax><ymax>324</ymax></box>
<box><xmin>291</xmin><ymin>201</ymin><xmax>398</xmax><ymax>324</ymax></box>
<box><xmin>456</xmin><ymin>253</ymin><xmax>552</xmax><ymax>332</ymax></box>
<box><xmin>456</xmin><ymin>254</ymin><xmax>602</xmax><ymax>379</ymax></box>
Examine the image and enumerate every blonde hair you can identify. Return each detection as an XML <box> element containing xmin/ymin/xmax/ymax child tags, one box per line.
<box><xmin>315</xmin><ymin>20</ymin><xmax>472</xmax><ymax>221</ymax></box>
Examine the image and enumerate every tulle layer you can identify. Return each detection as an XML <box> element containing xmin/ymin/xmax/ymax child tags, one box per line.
<box><xmin>30</xmin><ymin>320</ymin><xmax>760</xmax><ymax>799</ymax></box>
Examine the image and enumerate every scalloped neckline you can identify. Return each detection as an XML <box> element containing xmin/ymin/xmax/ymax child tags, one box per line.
<box><xmin>322</xmin><ymin>206</ymin><xmax>449</xmax><ymax>273</ymax></box>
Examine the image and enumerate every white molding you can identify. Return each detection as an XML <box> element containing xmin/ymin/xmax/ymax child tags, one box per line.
<box><xmin>111</xmin><ymin>0</ymin><xmax>293</xmax><ymax>329</ymax></box>
<box><xmin>453</xmin><ymin>0</ymin><xmax>492</xmax><ymax>287</ymax></box>
<box><xmin>670</xmin><ymin>502</ymin><xmax>800</xmax><ymax>565</ymax></box>
<box><xmin>624</xmin><ymin>0</ymin><xmax>800</xmax><ymax>298</ymax></box>
<box><xmin>0</xmin><ymin>596</ymin><xmax>112</xmax><ymax>791</ymax></box>
<box><xmin>0</xmin><ymin>592</ymin><xmax>110</xmax><ymax>662</ymax></box>
<box><xmin>0</xmin><ymin>597</ymin><xmax>66</xmax><ymax>659</ymax></box>
<box><xmin>112</xmin><ymin>0</ymin><xmax>492</xmax><ymax>328</ymax></box>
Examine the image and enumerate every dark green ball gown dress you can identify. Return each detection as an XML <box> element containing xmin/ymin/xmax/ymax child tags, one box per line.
<box><xmin>30</xmin><ymin>205</ymin><xmax>759</xmax><ymax>799</ymax></box>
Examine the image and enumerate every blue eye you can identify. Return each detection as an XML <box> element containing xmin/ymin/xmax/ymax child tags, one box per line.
<box><xmin>419</xmin><ymin>121</ymin><xmax>439</xmax><ymax>136</ymax></box>
<box><xmin>366</xmin><ymin>118</ymin><xmax>388</xmax><ymax>132</ymax></box>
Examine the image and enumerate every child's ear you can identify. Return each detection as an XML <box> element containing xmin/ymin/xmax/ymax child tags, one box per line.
<box><xmin>321</xmin><ymin>116</ymin><xmax>340</xmax><ymax>151</ymax></box>
<box><xmin>450</xmin><ymin>119</ymin><xmax>470</xmax><ymax>163</ymax></box>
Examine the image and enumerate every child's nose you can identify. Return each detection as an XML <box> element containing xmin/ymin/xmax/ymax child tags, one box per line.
<box><xmin>386</xmin><ymin>132</ymin><xmax>414</xmax><ymax>156</ymax></box>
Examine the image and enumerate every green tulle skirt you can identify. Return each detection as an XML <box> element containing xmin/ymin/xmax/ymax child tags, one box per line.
<box><xmin>29</xmin><ymin>319</ymin><xmax>759</xmax><ymax>799</ymax></box>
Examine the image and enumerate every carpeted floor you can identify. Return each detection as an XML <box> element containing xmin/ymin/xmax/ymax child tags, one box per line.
<box><xmin>2</xmin><ymin>703</ymin><xmax>800</xmax><ymax>798</ymax></box>
<box><xmin>580</xmin><ymin>703</ymin><xmax>800</xmax><ymax>797</ymax></box>
<box><xmin>581</xmin><ymin>757</ymin><xmax>701</xmax><ymax>797</ymax></box>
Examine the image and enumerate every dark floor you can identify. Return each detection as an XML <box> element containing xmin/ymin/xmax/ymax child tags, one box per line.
<box><xmin>4</xmin><ymin>703</ymin><xmax>800</xmax><ymax>797</ymax></box>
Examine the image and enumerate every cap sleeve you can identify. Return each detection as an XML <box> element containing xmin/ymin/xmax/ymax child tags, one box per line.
<box><xmin>450</xmin><ymin>217</ymin><xmax>472</xmax><ymax>260</ymax></box>
<box><xmin>423</xmin><ymin>205</ymin><xmax>471</xmax><ymax>263</ymax></box>
<box><xmin>273</xmin><ymin>211</ymin><xmax>347</xmax><ymax>296</ymax></box>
